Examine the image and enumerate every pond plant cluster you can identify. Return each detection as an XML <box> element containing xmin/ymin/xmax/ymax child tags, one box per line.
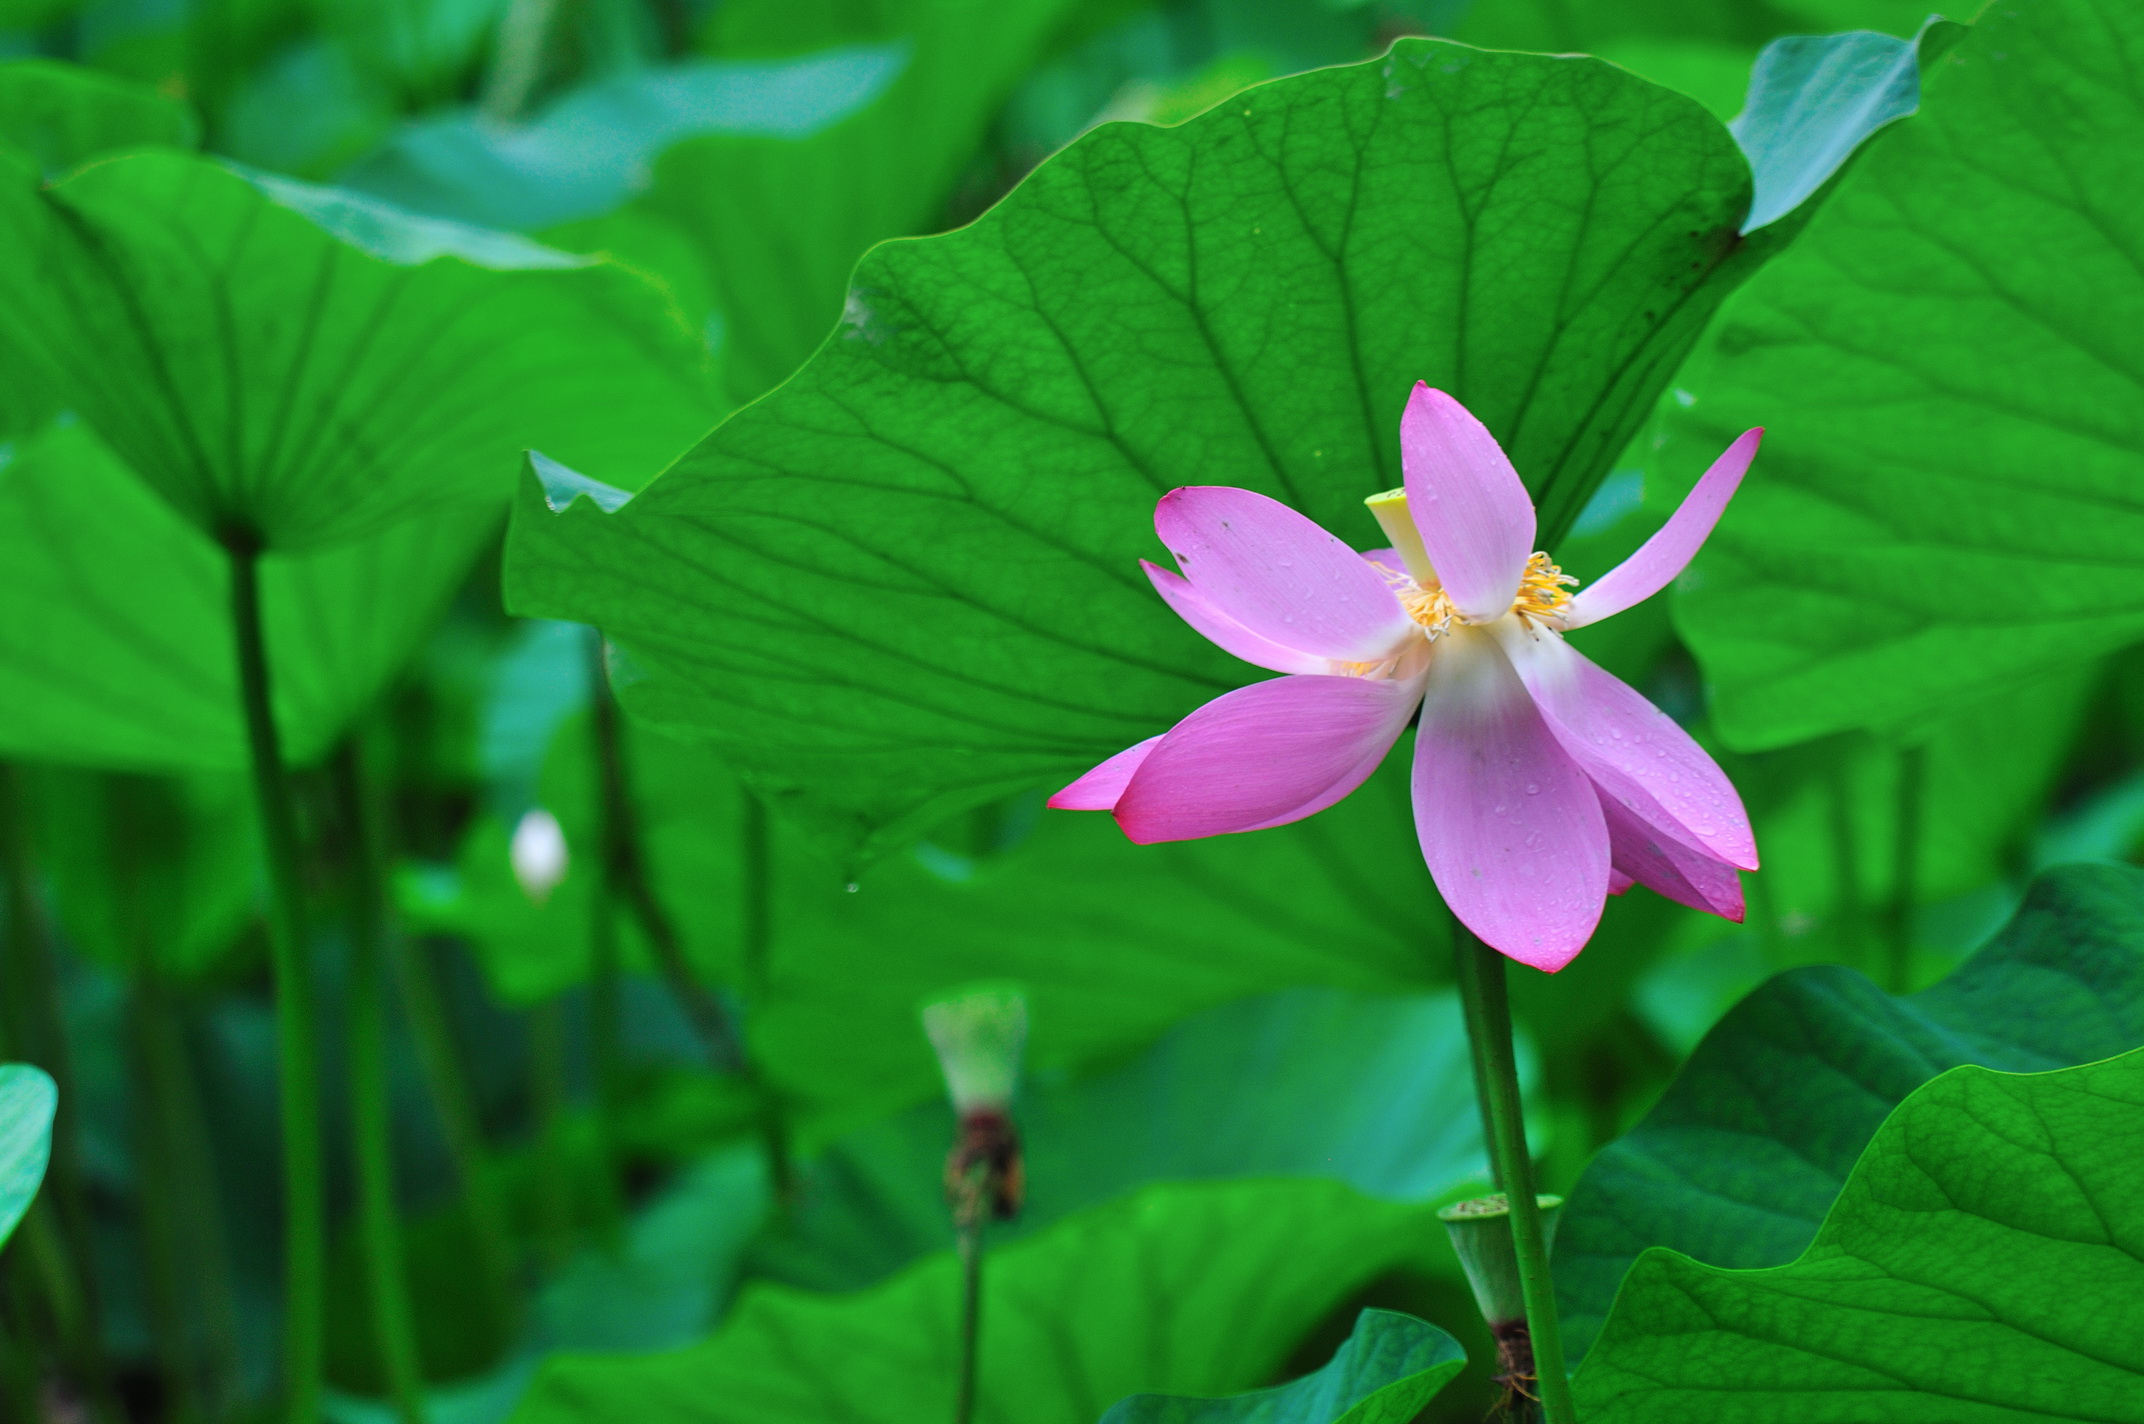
<box><xmin>0</xmin><ymin>0</ymin><xmax>2139</xmax><ymax>1421</ymax></box>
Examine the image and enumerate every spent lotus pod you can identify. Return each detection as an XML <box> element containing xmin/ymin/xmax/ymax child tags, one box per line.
<box><xmin>1053</xmin><ymin>383</ymin><xmax>1762</xmax><ymax>972</ymax></box>
<box><xmin>509</xmin><ymin>807</ymin><xmax>570</xmax><ymax>905</ymax></box>
<box><xmin>922</xmin><ymin>984</ymin><xmax>1029</xmax><ymax>1115</ymax></box>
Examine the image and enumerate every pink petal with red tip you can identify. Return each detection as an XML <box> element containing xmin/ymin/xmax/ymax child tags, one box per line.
<box><xmin>1143</xmin><ymin>562</ymin><xmax>1330</xmax><ymax>675</ymax></box>
<box><xmin>1497</xmin><ymin>626</ymin><xmax>1757</xmax><ymax>872</ymax></box>
<box><xmin>1114</xmin><ymin>673</ymin><xmax>1422</xmax><ymax>843</ymax></box>
<box><xmin>1049</xmin><ymin>735</ymin><xmax>1162</xmax><ymax>811</ymax></box>
<box><xmin>1410</xmin><ymin>630</ymin><xmax>1608</xmax><ymax>972</ymax></box>
<box><xmin>1155</xmin><ymin>487</ymin><xmax>1412</xmax><ymax>664</ymax></box>
<box><xmin>1400</xmin><ymin>385</ymin><xmax>1535</xmax><ymax>623</ymax></box>
<box><xmin>1600</xmin><ymin>793</ymin><xmax>1745</xmax><ymax>921</ymax></box>
<box><xmin>1564</xmin><ymin>428</ymin><xmax>1762</xmax><ymax>629</ymax></box>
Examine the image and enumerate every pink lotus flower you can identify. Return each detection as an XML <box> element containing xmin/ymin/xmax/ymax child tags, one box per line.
<box><xmin>1051</xmin><ymin>384</ymin><xmax>1761</xmax><ymax>972</ymax></box>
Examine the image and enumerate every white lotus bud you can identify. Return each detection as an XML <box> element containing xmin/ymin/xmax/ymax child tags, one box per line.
<box><xmin>921</xmin><ymin>985</ymin><xmax>1027</xmax><ymax>1115</ymax></box>
<box><xmin>510</xmin><ymin>808</ymin><xmax>569</xmax><ymax>905</ymax></box>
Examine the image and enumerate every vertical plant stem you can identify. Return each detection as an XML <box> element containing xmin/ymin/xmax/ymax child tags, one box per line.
<box><xmin>224</xmin><ymin>537</ymin><xmax>326</xmax><ymax>1424</ymax></box>
<box><xmin>332</xmin><ymin>744</ymin><xmax>429</xmax><ymax>1424</ymax></box>
<box><xmin>482</xmin><ymin>0</ymin><xmax>562</xmax><ymax>120</ymax></box>
<box><xmin>1452</xmin><ymin>933</ymin><xmax>1575</xmax><ymax>1424</ymax></box>
<box><xmin>736</xmin><ymin>791</ymin><xmax>796</xmax><ymax>1200</ymax></box>
<box><xmin>393</xmin><ymin>934</ymin><xmax>517</xmax><ymax>1326</ymax></box>
<box><xmin>1887</xmin><ymin>744</ymin><xmax>1926</xmax><ymax>994</ymax></box>
<box><xmin>124</xmin><ymin>976</ymin><xmax>201</xmax><ymax>1424</ymax></box>
<box><xmin>584</xmin><ymin>891</ymin><xmax>626</xmax><ymax>1244</ymax></box>
<box><xmin>1452</xmin><ymin>925</ymin><xmax>1506</xmax><ymax>1194</ymax></box>
<box><xmin>585</xmin><ymin>634</ymin><xmax>743</xmax><ymax>1072</ymax></box>
<box><xmin>528</xmin><ymin>999</ymin><xmax>574</xmax><ymax>1269</ymax></box>
<box><xmin>952</xmin><ymin>1215</ymin><xmax>984</xmax><ymax>1424</ymax></box>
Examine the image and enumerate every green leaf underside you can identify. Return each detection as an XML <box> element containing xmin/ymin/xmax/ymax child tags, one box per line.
<box><xmin>0</xmin><ymin>1063</ymin><xmax>56</xmax><ymax>1251</ymax></box>
<box><xmin>0</xmin><ymin>148</ymin><xmax>718</xmax><ymax>553</ymax></box>
<box><xmin>1100</xmin><ymin>1309</ymin><xmax>1464</xmax><ymax>1424</ymax></box>
<box><xmin>1575</xmin><ymin>1044</ymin><xmax>2144</xmax><ymax>1420</ymax></box>
<box><xmin>1670</xmin><ymin>0</ymin><xmax>2144</xmax><ymax>749</ymax></box>
<box><xmin>0</xmin><ymin>421</ymin><xmax>495</xmax><ymax>769</ymax></box>
<box><xmin>508</xmin><ymin>37</ymin><xmax>1762</xmax><ymax>856</ymax></box>
<box><xmin>1555</xmin><ymin>862</ymin><xmax>2144</xmax><ymax>1358</ymax></box>
<box><xmin>509</xmin><ymin>1178</ymin><xmax>1449</xmax><ymax>1424</ymax></box>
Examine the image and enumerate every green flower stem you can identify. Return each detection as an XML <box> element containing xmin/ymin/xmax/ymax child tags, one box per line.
<box><xmin>953</xmin><ymin>1212</ymin><xmax>985</xmax><ymax>1424</ymax></box>
<box><xmin>224</xmin><ymin>537</ymin><xmax>325</xmax><ymax>1424</ymax></box>
<box><xmin>1452</xmin><ymin>933</ymin><xmax>1575</xmax><ymax>1424</ymax></box>
<box><xmin>1887</xmin><ymin>744</ymin><xmax>1927</xmax><ymax>993</ymax></box>
<box><xmin>332</xmin><ymin>743</ymin><xmax>429</xmax><ymax>1424</ymax></box>
<box><xmin>393</xmin><ymin>933</ymin><xmax>518</xmax><ymax>1338</ymax></box>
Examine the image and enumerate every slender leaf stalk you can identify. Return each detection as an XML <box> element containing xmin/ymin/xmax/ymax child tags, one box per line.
<box><xmin>332</xmin><ymin>744</ymin><xmax>429</xmax><ymax>1424</ymax></box>
<box><xmin>393</xmin><ymin>933</ymin><xmax>517</xmax><ymax>1327</ymax></box>
<box><xmin>1452</xmin><ymin>933</ymin><xmax>1575</xmax><ymax>1424</ymax></box>
<box><xmin>953</xmin><ymin>1214</ymin><xmax>985</xmax><ymax>1424</ymax></box>
<box><xmin>224</xmin><ymin>537</ymin><xmax>326</xmax><ymax>1424</ymax></box>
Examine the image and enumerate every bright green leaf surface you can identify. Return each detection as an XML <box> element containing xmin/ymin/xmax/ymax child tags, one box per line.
<box><xmin>0</xmin><ymin>1063</ymin><xmax>56</xmax><ymax>1251</ymax></box>
<box><xmin>511</xmin><ymin>1177</ymin><xmax>1449</xmax><ymax>1424</ymax></box>
<box><xmin>0</xmin><ymin>58</ymin><xmax>197</xmax><ymax>178</ymax></box>
<box><xmin>1669</xmin><ymin>0</ymin><xmax>2144</xmax><ymax>749</ymax></box>
<box><xmin>0</xmin><ymin>148</ymin><xmax>719</xmax><ymax>552</ymax></box>
<box><xmin>508</xmin><ymin>39</ymin><xmax>1763</xmax><ymax>854</ymax></box>
<box><xmin>1100</xmin><ymin>1309</ymin><xmax>1464</xmax><ymax>1424</ymax></box>
<box><xmin>0</xmin><ymin>421</ymin><xmax>495</xmax><ymax>768</ymax></box>
<box><xmin>1575</xmin><ymin>1045</ymin><xmax>2144</xmax><ymax>1419</ymax></box>
<box><xmin>1555</xmin><ymin>862</ymin><xmax>2144</xmax><ymax>1358</ymax></box>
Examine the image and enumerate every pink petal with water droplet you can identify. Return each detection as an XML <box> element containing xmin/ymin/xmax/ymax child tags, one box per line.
<box><xmin>1113</xmin><ymin>673</ymin><xmax>1423</xmax><ymax>843</ymax></box>
<box><xmin>1048</xmin><ymin>735</ymin><xmax>1163</xmax><ymax>811</ymax></box>
<box><xmin>1144</xmin><ymin>562</ymin><xmax>1330</xmax><ymax>675</ymax></box>
<box><xmin>1410</xmin><ymin>630</ymin><xmax>1607</xmax><ymax>973</ymax></box>
<box><xmin>1563</xmin><ymin>428</ymin><xmax>1762</xmax><ymax>629</ymax></box>
<box><xmin>1400</xmin><ymin>385</ymin><xmax>1535</xmax><ymax>623</ymax></box>
<box><xmin>1155</xmin><ymin>487</ymin><xmax>1412</xmax><ymax>663</ymax></box>
<box><xmin>1600</xmin><ymin>792</ymin><xmax>1745</xmax><ymax>921</ymax></box>
<box><xmin>1497</xmin><ymin>625</ymin><xmax>1758</xmax><ymax>871</ymax></box>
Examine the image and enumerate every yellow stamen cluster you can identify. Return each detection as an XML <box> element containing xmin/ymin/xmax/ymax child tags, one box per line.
<box><xmin>1513</xmin><ymin>552</ymin><xmax>1579</xmax><ymax>625</ymax></box>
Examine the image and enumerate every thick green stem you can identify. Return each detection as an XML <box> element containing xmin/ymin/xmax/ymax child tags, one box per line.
<box><xmin>1887</xmin><ymin>744</ymin><xmax>1926</xmax><ymax>994</ymax></box>
<box><xmin>953</xmin><ymin>1215</ymin><xmax>984</xmax><ymax>1424</ymax></box>
<box><xmin>1452</xmin><ymin>934</ymin><xmax>1575</xmax><ymax>1424</ymax></box>
<box><xmin>393</xmin><ymin>934</ymin><xmax>517</xmax><ymax>1325</ymax></box>
<box><xmin>224</xmin><ymin>537</ymin><xmax>325</xmax><ymax>1424</ymax></box>
<box><xmin>332</xmin><ymin>745</ymin><xmax>429</xmax><ymax>1424</ymax></box>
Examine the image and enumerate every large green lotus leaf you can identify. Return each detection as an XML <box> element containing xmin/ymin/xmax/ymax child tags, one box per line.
<box><xmin>1554</xmin><ymin>862</ymin><xmax>2144</xmax><ymax>1358</ymax></box>
<box><xmin>1573</xmin><ymin>1045</ymin><xmax>2144</xmax><ymax>1418</ymax></box>
<box><xmin>1102</xmin><ymin>1309</ymin><xmax>1463</xmax><ymax>1424</ymax></box>
<box><xmin>510</xmin><ymin>1177</ymin><xmax>1451</xmax><ymax>1424</ymax></box>
<box><xmin>16</xmin><ymin>765</ymin><xmax>258</xmax><ymax>981</ymax></box>
<box><xmin>0</xmin><ymin>1063</ymin><xmax>55</xmax><ymax>1251</ymax></box>
<box><xmin>751</xmin><ymin>985</ymin><xmax>1501</xmax><ymax>1292</ymax></box>
<box><xmin>0</xmin><ymin>58</ymin><xmax>197</xmax><ymax>179</ymax></box>
<box><xmin>0</xmin><ymin>420</ymin><xmax>495</xmax><ymax>769</ymax></box>
<box><xmin>1665</xmin><ymin>0</ymin><xmax>2144</xmax><ymax>749</ymax></box>
<box><xmin>558</xmin><ymin>0</ymin><xmax>1103</xmax><ymax>406</ymax></box>
<box><xmin>0</xmin><ymin>147</ymin><xmax>719</xmax><ymax>553</ymax></box>
<box><xmin>508</xmin><ymin>39</ymin><xmax>1772</xmax><ymax>856</ymax></box>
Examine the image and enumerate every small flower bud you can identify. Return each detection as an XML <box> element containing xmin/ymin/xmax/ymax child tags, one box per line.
<box><xmin>510</xmin><ymin>808</ymin><xmax>569</xmax><ymax>905</ymax></box>
<box><xmin>921</xmin><ymin>984</ymin><xmax>1027</xmax><ymax>1114</ymax></box>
